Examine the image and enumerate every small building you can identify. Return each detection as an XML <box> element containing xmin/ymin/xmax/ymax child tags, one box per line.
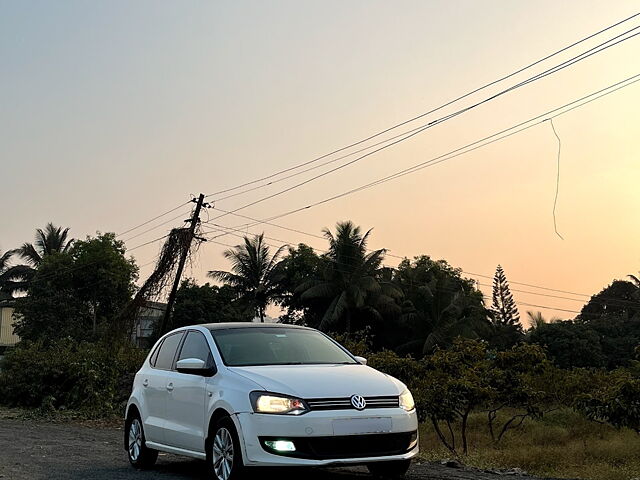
<box><xmin>132</xmin><ymin>301</ymin><xmax>166</xmax><ymax>348</ymax></box>
<box><xmin>0</xmin><ymin>299</ymin><xmax>19</xmax><ymax>349</ymax></box>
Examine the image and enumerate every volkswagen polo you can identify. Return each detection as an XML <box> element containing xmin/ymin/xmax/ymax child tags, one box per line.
<box><xmin>125</xmin><ymin>323</ymin><xmax>418</xmax><ymax>480</ymax></box>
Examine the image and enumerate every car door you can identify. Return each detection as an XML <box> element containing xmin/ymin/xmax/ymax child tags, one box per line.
<box><xmin>143</xmin><ymin>331</ymin><xmax>184</xmax><ymax>444</ymax></box>
<box><xmin>163</xmin><ymin>330</ymin><xmax>214</xmax><ymax>452</ymax></box>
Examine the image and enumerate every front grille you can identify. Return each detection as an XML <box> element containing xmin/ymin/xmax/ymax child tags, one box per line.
<box><xmin>260</xmin><ymin>431</ymin><xmax>417</xmax><ymax>459</ymax></box>
<box><xmin>306</xmin><ymin>395</ymin><xmax>399</xmax><ymax>411</ymax></box>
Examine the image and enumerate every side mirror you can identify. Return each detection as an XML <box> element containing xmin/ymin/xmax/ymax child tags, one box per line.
<box><xmin>354</xmin><ymin>356</ymin><xmax>367</xmax><ymax>365</ymax></box>
<box><xmin>176</xmin><ymin>358</ymin><xmax>215</xmax><ymax>376</ymax></box>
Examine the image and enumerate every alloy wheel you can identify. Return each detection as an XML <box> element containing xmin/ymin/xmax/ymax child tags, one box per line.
<box><xmin>211</xmin><ymin>427</ymin><xmax>234</xmax><ymax>480</ymax></box>
<box><xmin>128</xmin><ymin>418</ymin><xmax>143</xmax><ymax>461</ymax></box>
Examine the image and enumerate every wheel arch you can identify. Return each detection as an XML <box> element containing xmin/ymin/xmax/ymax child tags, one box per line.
<box><xmin>206</xmin><ymin>407</ymin><xmax>247</xmax><ymax>463</ymax></box>
<box><xmin>124</xmin><ymin>403</ymin><xmax>141</xmax><ymax>451</ymax></box>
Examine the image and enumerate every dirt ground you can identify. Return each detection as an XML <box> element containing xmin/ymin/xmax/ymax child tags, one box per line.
<box><xmin>0</xmin><ymin>418</ymin><xmax>570</xmax><ymax>480</ymax></box>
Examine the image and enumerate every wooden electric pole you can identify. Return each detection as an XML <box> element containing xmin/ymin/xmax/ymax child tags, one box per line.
<box><xmin>158</xmin><ymin>193</ymin><xmax>205</xmax><ymax>335</ymax></box>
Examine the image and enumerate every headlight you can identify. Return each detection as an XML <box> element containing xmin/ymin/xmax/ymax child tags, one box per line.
<box><xmin>250</xmin><ymin>392</ymin><xmax>308</xmax><ymax>415</ymax></box>
<box><xmin>399</xmin><ymin>389</ymin><xmax>415</xmax><ymax>412</ymax></box>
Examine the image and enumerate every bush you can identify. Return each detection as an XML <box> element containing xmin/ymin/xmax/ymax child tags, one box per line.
<box><xmin>575</xmin><ymin>369</ymin><xmax>640</xmax><ymax>433</ymax></box>
<box><xmin>0</xmin><ymin>340</ymin><xmax>148</xmax><ymax>415</ymax></box>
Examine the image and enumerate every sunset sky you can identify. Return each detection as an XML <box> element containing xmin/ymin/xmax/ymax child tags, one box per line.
<box><xmin>2</xmin><ymin>1</ymin><xmax>639</xmax><ymax>323</ymax></box>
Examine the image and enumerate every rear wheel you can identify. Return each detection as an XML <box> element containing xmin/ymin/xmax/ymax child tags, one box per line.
<box><xmin>207</xmin><ymin>416</ymin><xmax>244</xmax><ymax>480</ymax></box>
<box><xmin>126</xmin><ymin>414</ymin><xmax>158</xmax><ymax>468</ymax></box>
<box><xmin>367</xmin><ymin>459</ymin><xmax>411</xmax><ymax>478</ymax></box>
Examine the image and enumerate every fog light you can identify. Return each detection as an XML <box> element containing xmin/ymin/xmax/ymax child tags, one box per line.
<box><xmin>265</xmin><ymin>440</ymin><xmax>296</xmax><ymax>452</ymax></box>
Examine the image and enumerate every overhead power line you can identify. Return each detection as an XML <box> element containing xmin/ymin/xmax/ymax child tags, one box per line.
<box><xmin>205</xmin><ymin>12</ymin><xmax>640</xmax><ymax>200</ymax></box>
<box><xmin>206</xmin><ymin>27</ymin><xmax>640</xmax><ymax>223</ymax></box>
<box><xmin>213</xmin><ymin>73</ymin><xmax>640</xmax><ymax>234</ymax></box>
<box><xmin>120</xmin><ymin>209</ymin><xmax>192</xmax><ymax>243</ymax></box>
<box><xmin>116</xmin><ymin>200</ymin><xmax>191</xmax><ymax>238</ymax></box>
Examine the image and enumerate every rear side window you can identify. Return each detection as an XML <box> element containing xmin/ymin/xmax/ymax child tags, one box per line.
<box><xmin>155</xmin><ymin>332</ymin><xmax>184</xmax><ymax>370</ymax></box>
<box><xmin>178</xmin><ymin>331</ymin><xmax>213</xmax><ymax>364</ymax></box>
<box><xmin>149</xmin><ymin>340</ymin><xmax>163</xmax><ymax>367</ymax></box>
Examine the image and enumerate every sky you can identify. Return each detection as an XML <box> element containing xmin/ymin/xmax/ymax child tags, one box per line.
<box><xmin>1</xmin><ymin>0</ymin><xmax>639</xmax><ymax>323</ymax></box>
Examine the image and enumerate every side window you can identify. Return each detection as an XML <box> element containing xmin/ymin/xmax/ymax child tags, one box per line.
<box><xmin>178</xmin><ymin>331</ymin><xmax>213</xmax><ymax>365</ymax></box>
<box><xmin>149</xmin><ymin>339</ymin><xmax>163</xmax><ymax>367</ymax></box>
<box><xmin>155</xmin><ymin>332</ymin><xmax>184</xmax><ymax>370</ymax></box>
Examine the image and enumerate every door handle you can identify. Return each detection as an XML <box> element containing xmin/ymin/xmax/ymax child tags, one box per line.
<box><xmin>142</xmin><ymin>379</ymin><xmax>149</xmax><ymax>387</ymax></box>
<box><xmin>166</xmin><ymin>382</ymin><xmax>174</xmax><ymax>392</ymax></box>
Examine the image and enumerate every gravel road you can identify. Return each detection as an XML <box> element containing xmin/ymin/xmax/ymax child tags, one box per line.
<box><xmin>0</xmin><ymin>418</ymin><xmax>567</xmax><ymax>480</ymax></box>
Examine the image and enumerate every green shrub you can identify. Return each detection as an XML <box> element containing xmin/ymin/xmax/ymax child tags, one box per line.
<box><xmin>0</xmin><ymin>340</ymin><xmax>148</xmax><ymax>415</ymax></box>
<box><xmin>576</xmin><ymin>369</ymin><xmax>640</xmax><ymax>433</ymax></box>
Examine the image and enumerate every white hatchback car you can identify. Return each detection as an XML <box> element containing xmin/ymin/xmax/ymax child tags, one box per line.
<box><xmin>125</xmin><ymin>323</ymin><xmax>418</xmax><ymax>480</ymax></box>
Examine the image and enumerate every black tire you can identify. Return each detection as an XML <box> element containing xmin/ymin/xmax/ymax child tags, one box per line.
<box><xmin>207</xmin><ymin>416</ymin><xmax>245</xmax><ymax>480</ymax></box>
<box><xmin>367</xmin><ymin>459</ymin><xmax>412</xmax><ymax>478</ymax></box>
<box><xmin>125</xmin><ymin>413</ymin><xmax>158</xmax><ymax>469</ymax></box>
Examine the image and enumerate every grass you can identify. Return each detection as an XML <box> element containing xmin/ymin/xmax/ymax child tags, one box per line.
<box><xmin>418</xmin><ymin>408</ymin><xmax>640</xmax><ymax>480</ymax></box>
<box><xmin>0</xmin><ymin>405</ymin><xmax>122</xmax><ymax>428</ymax></box>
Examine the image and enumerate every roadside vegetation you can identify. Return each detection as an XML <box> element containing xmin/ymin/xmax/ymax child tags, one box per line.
<box><xmin>419</xmin><ymin>409</ymin><xmax>640</xmax><ymax>480</ymax></box>
<box><xmin>1</xmin><ymin>220</ymin><xmax>639</xmax><ymax>479</ymax></box>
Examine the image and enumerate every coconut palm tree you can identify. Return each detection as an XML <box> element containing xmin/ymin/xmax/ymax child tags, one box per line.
<box><xmin>0</xmin><ymin>249</ymin><xmax>32</xmax><ymax>297</ymax></box>
<box><xmin>526</xmin><ymin>311</ymin><xmax>561</xmax><ymax>330</ymax></box>
<box><xmin>208</xmin><ymin>234</ymin><xmax>286</xmax><ymax>322</ymax></box>
<box><xmin>298</xmin><ymin>221</ymin><xmax>401</xmax><ymax>334</ymax></box>
<box><xmin>18</xmin><ymin>223</ymin><xmax>73</xmax><ymax>268</ymax></box>
<box><xmin>0</xmin><ymin>249</ymin><xmax>17</xmax><ymax>298</ymax></box>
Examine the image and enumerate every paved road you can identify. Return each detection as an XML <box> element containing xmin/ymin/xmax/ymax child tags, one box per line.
<box><xmin>0</xmin><ymin>418</ymin><xmax>561</xmax><ymax>480</ymax></box>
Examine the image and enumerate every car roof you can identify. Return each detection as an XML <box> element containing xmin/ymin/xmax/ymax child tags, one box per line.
<box><xmin>199</xmin><ymin>322</ymin><xmax>312</xmax><ymax>331</ymax></box>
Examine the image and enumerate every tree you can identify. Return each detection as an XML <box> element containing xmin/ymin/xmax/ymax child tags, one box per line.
<box><xmin>572</xmin><ymin>279</ymin><xmax>640</xmax><ymax>368</ymax></box>
<box><xmin>578</xmin><ymin>280</ymin><xmax>640</xmax><ymax>322</ymax></box>
<box><xmin>489</xmin><ymin>265</ymin><xmax>523</xmax><ymax>349</ymax></box>
<box><xmin>13</xmin><ymin>233</ymin><xmax>138</xmax><ymax>343</ymax></box>
<box><xmin>576</xmin><ymin>370</ymin><xmax>640</xmax><ymax>434</ymax></box>
<box><xmin>273</xmin><ymin>244</ymin><xmax>324</xmax><ymax>326</ymax></box>
<box><xmin>298</xmin><ymin>221</ymin><xmax>401</xmax><ymax>334</ymax></box>
<box><xmin>526</xmin><ymin>311</ymin><xmax>561</xmax><ymax>330</ymax></box>
<box><xmin>0</xmin><ymin>249</ymin><xmax>31</xmax><ymax>297</ymax></box>
<box><xmin>393</xmin><ymin>256</ymin><xmax>489</xmax><ymax>356</ymax></box>
<box><xmin>414</xmin><ymin>339</ymin><xmax>505</xmax><ymax>455</ymax></box>
<box><xmin>208</xmin><ymin>234</ymin><xmax>285</xmax><ymax>323</ymax></box>
<box><xmin>172</xmin><ymin>279</ymin><xmax>253</xmax><ymax>327</ymax></box>
<box><xmin>13</xmin><ymin>252</ymin><xmax>93</xmax><ymax>343</ymax></box>
<box><xmin>71</xmin><ymin>233</ymin><xmax>138</xmax><ymax>337</ymax></box>
<box><xmin>526</xmin><ymin>320</ymin><xmax>606</xmax><ymax>369</ymax></box>
<box><xmin>18</xmin><ymin>222</ymin><xmax>74</xmax><ymax>268</ymax></box>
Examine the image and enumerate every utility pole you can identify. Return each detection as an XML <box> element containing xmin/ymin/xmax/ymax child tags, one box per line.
<box><xmin>158</xmin><ymin>193</ymin><xmax>205</xmax><ymax>335</ymax></box>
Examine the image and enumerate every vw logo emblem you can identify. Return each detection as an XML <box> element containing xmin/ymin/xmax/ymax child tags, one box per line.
<box><xmin>350</xmin><ymin>395</ymin><xmax>367</xmax><ymax>410</ymax></box>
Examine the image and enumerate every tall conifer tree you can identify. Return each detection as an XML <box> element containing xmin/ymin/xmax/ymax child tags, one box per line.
<box><xmin>491</xmin><ymin>265</ymin><xmax>521</xmax><ymax>327</ymax></box>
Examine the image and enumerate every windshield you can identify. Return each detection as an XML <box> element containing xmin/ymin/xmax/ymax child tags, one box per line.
<box><xmin>209</xmin><ymin>327</ymin><xmax>357</xmax><ymax>366</ymax></box>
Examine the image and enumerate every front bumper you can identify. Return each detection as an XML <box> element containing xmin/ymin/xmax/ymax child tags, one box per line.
<box><xmin>234</xmin><ymin>408</ymin><xmax>419</xmax><ymax>467</ymax></box>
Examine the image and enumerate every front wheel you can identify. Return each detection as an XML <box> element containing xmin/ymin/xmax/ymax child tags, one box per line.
<box><xmin>367</xmin><ymin>459</ymin><xmax>412</xmax><ymax>478</ymax></box>
<box><xmin>207</xmin><ymin>416</ymin><xmax>244</xmax><ymax>480</ymax></box>
<box><xmin>126</xmin><ymin>415</ymin><xmax>158</xmax><ymax>468</ymax></box>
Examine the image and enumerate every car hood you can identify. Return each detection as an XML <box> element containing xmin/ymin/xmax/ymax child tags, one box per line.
<box><xmin>228</xmin><ymin>364</ymin><xmax>404</xmax><ymax>398</ymax></box>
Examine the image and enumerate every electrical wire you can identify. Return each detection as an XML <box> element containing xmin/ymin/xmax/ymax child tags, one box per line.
<box><xmin>120</xmin><ymin>209</ymin><xmax>192</xmax><ymax>244</ymax></box>
<box><xmin>242</xmin><ymin>72</ymin><xmax>640</xmax><ymax>226</ymax></box>
<box><xmin>207</xmin><ymin>28</ymin><xmax>640</xmax><ymax>223</ymax></box>
<box><xmin>205</xmin><ymin>12</ymin><xmax>640</xmax><ymax>199</ymax></box>
<box><xmin>116</xmin><ymin>201</ymin><xmax>191</xmax><ymax>238</ymax></box>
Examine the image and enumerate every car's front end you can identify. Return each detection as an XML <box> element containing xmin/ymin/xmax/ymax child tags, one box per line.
<box><xmin>226</xmin><ymin>365</ymin><xmax>419</xmax><ymax>467</ymax></box>
<box><xmin>234</xmin><ymin>390</ymin><xmax>418</xmax><ymax>467</ymax></box>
